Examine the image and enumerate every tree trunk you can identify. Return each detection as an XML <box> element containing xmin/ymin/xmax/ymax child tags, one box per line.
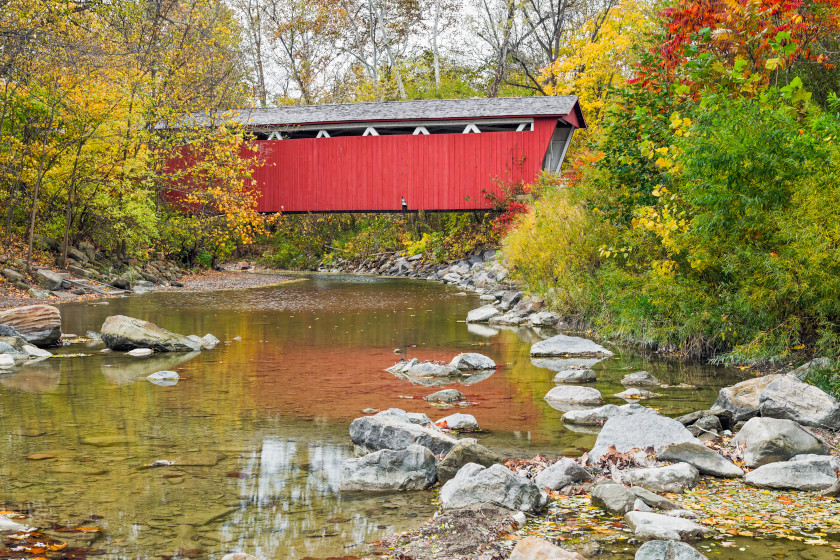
<box><xmin>488</xmin><ymin>0</ymin><xmax>516</xmax><ymax>98</ymax></box>
<box><xmin>26</xmin><ymin>106</ymin><xmax>56</xmax><ymax>274</ymax></box>
<box><xmin>372</xmin><ymin>0</ymin><xmax>406</xmax><ymax>99</ymax></box>
<box><xmin>61</xmin><ymin>138</ymin><xmax>85</xmax><ymax>269</ymax></box>
<box><xmin>433</xmin><ymin>0</ymin><xmax>441</xmax><ymax>86</ymax></box>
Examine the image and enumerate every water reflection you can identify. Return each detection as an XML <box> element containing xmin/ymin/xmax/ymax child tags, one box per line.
<box><xmin>0</xmin><ymin>275</ymin><xmax>747</xmax><ymax>559</ymax></box>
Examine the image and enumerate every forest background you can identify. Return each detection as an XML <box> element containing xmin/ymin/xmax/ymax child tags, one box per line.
<box><xmin>1</xmin><ymin>0</ymin><xmax>840</xmax><ymax>365</ymax></box>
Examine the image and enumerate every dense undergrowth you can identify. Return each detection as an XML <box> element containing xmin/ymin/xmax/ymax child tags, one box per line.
<box><xmin>503</xmin><ymin>0</ymin><xmax>840</xmax><ymax>363</ymax></box>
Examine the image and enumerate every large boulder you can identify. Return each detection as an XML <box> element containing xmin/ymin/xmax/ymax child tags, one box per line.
<box><xmin>449</xmin><ymin>353</ymin><xmax>496</xmax><ymax>371</ymax></box>
<box><xmin>563</xmin><ymin>404</ymin><xmax>657</xmax><ymax>427</ymax></box>
<box><xmin>744</xmin><ymin>459</ymin><xmax>837</xmax><ymax>491</ymax></box>
<box><xmin>437</xmin><ymin>439</ymin><xmax>503</xmax><ymax>484</ymax></box>
<box><xmin>436</xmin><ymin>413</ymin><xmax>479</xmax><ymax>431</ymax></box>
<box><xmin>349</xmin><ymin>414</ymin><xmax>458</xmax><ymax>456</ymax></box>
<box><xmin>32</xmin><ymin>268</ymin><xmax>64</xmax><ymax>290</ymax></box>
<box><xmin>534</xmin><ymin>458</ymin><xmax>593</xmax><ymax>490</ymax></box>
<box><xmin>588</xmin><ymin>414</ymin><xmax>702</xmax><ymax>463</ymax></box>
<box><xmin>0</xmin><ymin>336</ymin><xmax>31</xmax><ymax>365</ymax></box>
<box><xmin>731</xmin><ymin>417</ymin><xmax>827</xmax><ymax>468</ymax></box>
<box><xmin>528</xmin><ymin>312</ymin><xmax>560</xmax><ymax>328</ymax></box>
<box><xmin>544</xmin><ymin>386</ymin><xmax>603</xmax><ymax>407</ymax></box>
<box><xmin>100</xmin><ymin>315</ymin><xmax>200</xmax><ymax>352</ymax></box>
<box><xmin>439</xmin><ymin>463</ymin><xmax>547</xmax><ymax>512</ymax></box>
<box><xmin>386</xmin><ymin>358</ymin><xmax>459</xmax><ymax>377</ymax></box>
<box><xmin>339</xmin><ymin>444</ymin><xmax>437</xmax><ymax>491</ymax></box>
<box><xmin>530</xmin><ymin>335</ymin><xmax>613</xmax><ymax>358</ymax></box>
<box><xmin>466</xmin><ymin>305</ymin><xmax>501</xmax><ymax>323</ymax></box>
<box><xmin>376</xmin><ymin>408</ymin><xmax>434</xmax><ymax>426</ymax></box>
<box><xmin>623</xmin><ymin>463</ymin><xmax>699</xmax><ymax>493</ymax></box>
<box><xmin>0</xmin><ymin>305</ymin><xmax>62</xmax><ymax>347</ymax></box>
<box><xmin>509</xmin><ymin>537</ymin><xmax>585</xmax><ymax>560</ymax></box>
<box><xmin>623</xmin><ymin>511</ymin><xmax>711</xmax><ymax>541</ymax></box>
<box><xmin>658</xmin><ymin>442</ymin><xmax>744</xmax><ymax>478</ymax></box>
<box><xmin>712</xmin><ymin>374</ymin><xmax>783</xmax><ymax>422</ymax></box>
<box><xmin>425</xmin><ymin>389</ymin><xmax>464</xmax><ymax>403</ymax></box>
<box><xmin>635</xmin><ymin>541</ymin><xmax>707</xmax><ymax>560</ymax></box>
<box><xmin>622</xmin><ymin>371</ymin><xmax>662</xmax><ymax>387</ymax></box>
<box><xmin>759</xmin><ymin>374</ymin><xmax>840</xmax><ymax>429</ymax></box>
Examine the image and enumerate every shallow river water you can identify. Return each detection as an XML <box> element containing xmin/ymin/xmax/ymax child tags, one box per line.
<box><xmin>0</xmin><ymin>274</ymin><xmax>809</xmax><ymax>559</ymax></box>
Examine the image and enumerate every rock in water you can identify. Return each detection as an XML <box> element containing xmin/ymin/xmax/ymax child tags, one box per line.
<box><xmin>349</xmin><ymin>415</ymin><xmax>458</xmax><ymax>455</ymax></box>
<box><xmin>375</xmin><ymin>408</ymin><xmax>433</xmax><ymax>426</ymax></box>
<box><xmin>0</xmin><ymin>324</ymin><xmax>24</xmax><ymax>338</ymax></box>
<box><xmin>439</xmin><ymin>463</ymin><xmax>547</xmax><ymax>512</ymax></box>
<box><xmin>221</xmin><ymin>554</ymin><xmax>262</xmax><ymax>560</ymax></box>
<box><xmin>437</xmin><ymin>439</ymin><xmax>503</xmax><ymax>484</ymax></box>
<box><xmin>544</xmin><ymin>386</ymin><xmax>603</xmax><ymax>406</ymax></box>
<box><xmin>528</xmin><ymin>312</ymin><xmax>560</xmax><ymax>328</ymax></box>
<box><xmin>425</xmin><ymin>389</ymin><xmax>464</xmax><ymax>403</ymax></box>
<box><xmin>534</xmin><ymin>458</ymin><xmax>592</xmax><ymax>490</ymax></box>
<box><xmin>188</xmin><ymin>333</ymin><xmax>220</xmax><ymax>350</ymax></box>
<box><xmin>466</xmin><ymin>305</ymin><xmax>501</xmax><ymax>323</ymax></box>
<box><xmin>590</xmin><ymin>483</ymin><xmax>637</xmax><ymax>514</ymax></box>
<box><xmin>0</xmin><ymin>516</ymin><xmax>28</xmax><ymax>533</ymax></box>
<box><xmin>147</xmin><ymin>370</ymin><xmax>180</xmax><ymax>386</ymax></box>
<box><xmin>509</xmin><ymin>537</ymin><xmax>585</xmax><ymax>560</ymax></box>
<box><xmin>386</xmin><ymin>358</ymin><xmax>460</xmax><ymax>377</ymax></box>
<box><xmin>658</xmin><ymin>442</ymin><xmax>744</xmax><ymax>478</ymax></box>
<box><xmin>436</xmin><ymin>413</ymin><xmax>479</xmax><ymax>431</ymax></box>
<box><xmin>615</xmin><ymin>388</ymin><xmax>657</xmax><ymax>401</ymax></box>
<box><xmin>758</xmin><ymin>373</ymin><xmax>840</xmax><ymax>429</ymax></box>
<box><xmin>731</xmin><ymin>417</ymin><xmax>828</xmax><ymax>468</ymax></box>
<box><xmin>339</xmin><ymin>444</ymin><xmax>437</xmax><ymax>491</ymax></box>
<box><xmin>744</xmin><ymin>459</ymin><xmax>837</xmax><ymax>491</ymax></box>
<box><xmin>100</xmin><ymin>315</ymin><xmax>201</xmax><ymax>352</ymax></box>
<box><xmin>622</xmin><ymin>463</ymin><xmax>699</xmax><ymax>493</ymax></box>
<box><xmin>588</xmin><ymin>414</ymin><xmax>701</xmax><ymax>463</ymax></box>
<box><xmin>530</xmin><ymin>334</ymin><xmax>613</xmax><ymax>358</ymax></box>
<box><xmin>623</xmin><ymin>511</ymin><xmax>711</xmax><ymax>541</ymax></box>
<box><xmin>553</xmin><ymin>368</ymin><xmax>596</xmax><ymax>383</ymax></box>
<box><xmin>0</xmin><ymin>354</ymin><xmax>15</xmax><ymax>369</ymax></box>
<box><xmin>562</xmin><ymin>404</ymin><xmax>657</xmax><ymax>426</ymax></box>
<box><xmin>127</xmin><ymin>348</ymin><xmax>154</xmax><ymax>356</ymax></box>
<box><xmin>449</xmin><ymin>353</ymin><xmax>496</xmax><ymax>370</ymax></box>
<box><xmin>635</xmin><ymin>540</ymin><xmax>707</xmax><ymax>560</ymax></box>
<box><xmin>0</xmin><ymin>305</ymin><xmax>62</xmax><ymax>347</ymax></box>
<box><xmin>621</xmin><ymin>371</ymin><xmax>662</xmax><ymax>387</ymax></box>
<box><xmin>712</xmin><ymin>374</ymin><xmax>783</xmax><ymax>422</ymax></box>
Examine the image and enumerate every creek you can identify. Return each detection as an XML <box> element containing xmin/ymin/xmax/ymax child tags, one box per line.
<box><xmin>0</xmin><ymin>275</ymin><xmax>759</xmax><ymax>559</ymax></box>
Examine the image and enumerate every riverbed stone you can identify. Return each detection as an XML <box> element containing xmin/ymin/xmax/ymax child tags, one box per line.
<box><xmin>731</xmin><ymin>417</ymin><xmax>828</xmax><ymax>468</ymax></box>
<box><xmin>0</xmin><ymin>304</ymin><xmax>62</xmax><ymax>346</ymax></box>
<box><xmin>188</xmin><ymin>333</ymin><xmax>220</xmax><ymax>350</ymax></box>
<box><xmin>534</xmin><ymin>458</ymin><xmax>593</xmax><ymax>490</ymax></box>
<box><xmin>439</xmin><ymin>463</ymin><xmax>547</xmax><ymax>512</ymax></box>
<box><xmin>658</xmin><ymin>442</ymin><xmax>744</xmax><ymax>477</ymax></box>
<box><xmin>530</xmin><ymin>334</ymin><xmax>613</xmax><ymax>358</ymax></box>
<box><xmin>0</xmin><ymin>354</ymin><xmax>15</xmax><ymax>369</ymax></box>
<box><xmin>0</xmin><ymin>325</ymin><xmax>24</xmax><ymax>338</ymax></box>
<box><xmin>436</xmin><ymin>413</ymin><xmax>479</xmax><ymax>431</ymax></box>
<box><xmin>623</xmin><ymin>463</ymin><xmax>699</xmax><ymax>493</ymax></box>
<box><xmin>32</xmin><ymin>268</ymin><xmax>64</xmax><ymax>290</ymax></box>
<box><xmin>220</xmin><ymin>554</ymin><xmax>261</xmax><ymax>560</ymax></box>
<box><xmin>528</xmin><ymin>312</ymin><xmax>560</xmax><ymax>328</ymax></box>
<box><xmin>590</xmin><ymin>483</ymin><xmax>637</xmax><ymax>514</ymax></box>
<box><xmin>553</xmin><ymin>367</ymin><xmax>596</xmax><ymax>383</ymax></box>
<box><xmin>712</xmin><ymin>374</ymin><xmax>783</xmax><ymax>422</ymax></box>
<box><xmin>376</xmin><ymin>408</ymin><xmax>434</xmax><ymax>426</ymax></box>
<box><xmin>545</xmin><ymin>385</ymin><xmax>603</xmax><ymax>406</ymax></box>
<box><xmin>340</xmin><ymin>444</ymin><xmax>437</xmax><ymax>491</ymax></box>
<box><xmin>622</xmin><ymin>371</ymin><xmax>662</xmax><ymax>387</ymax></box>
<box><xmin>630</xmin><ymin>486</ymin><xmax>679</xmax><ymax>511</ymax></box>
<box><xmin>509</xmin><ymin>537</ymin><xmax>585</xmax><ymax>560</ymax></box>
<box><xmin>466</xmin><ymin>305</ymin><xmax>501</xmax><ymax>323</ymax></box>
<box><xmin>624</xmin><ymin>511</ymin><xmax>711</xmax><ymax>541</ymax></box>
<box><xmin>425</xmin><ymin>389</ymin><xmax>464</xmax><ymax>403</ymax></box>
<box><xmin>635</xmin><ymin>540</ymin><xmax>707</xmax><ymax>560</ymax></box>
<box><xmin>615</xmin><ymin>388</ymin><xmax>657</xmax><ymax>401</ymax></box>
<box><xmin>0</xmin><ymin>516</ymin><xmax>28</xmax><ymax>533</ymax></box>
<box><xmin>744</xmin><ymin>459</ymin><xmax>837</xmax><ymax>491</ymax></box>
<box><xmin>2</xmin><ymin>268</ymin><xmax>22</xmax><ymax>283</ymax></box>
<box><xmin>437</xmin><ymin>439</ymin><xmax>503</xmax><ymax>484</ymax></box>
<box><xmin>588</xmin><ymin>414</ymin><xmax>702</xmax><ymax>463</ymax></box>
<box><xmin>147</xmin><ymin>370</ymin><xmax>180</xmax><ymax>386</ymax></box>
<box><xmin>349</xmin><ymin>415</ymin><xmax>458</xmax><ymax>456</ymax></box>
<box><xmin>100</xmin><ymin>315</ymin><xmax>200</xmax><ymax>352</ymax></box>
<box><xmin>562</xmin><ymin>404</ymin><xmax>657</xmax><ymax>426</ymax></box>
<box><xmin>758</xmin><ymin>373</ymin><xmax>840</xmax><ymax>429</ymax></box>
<box><xmin>449</xmin><ymin>352</ymin><xmax>496</xmax><ymax>370</ymax></box>
<box><xmin>387</xmin><ymin>358</ymin><xmax>460</xmax><ymax>377</ymax></box>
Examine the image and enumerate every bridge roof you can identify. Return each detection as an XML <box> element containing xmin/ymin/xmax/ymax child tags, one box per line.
<box><xmin>188</xmin><ymin>96</ymin><xmax>581</xmax><ymax>128</ymax></box>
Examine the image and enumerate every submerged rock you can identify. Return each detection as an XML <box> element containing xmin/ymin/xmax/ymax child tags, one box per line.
<box><xmin>588</xmin><ymin>414</ymin><xmax>701</xmax><ymax>463</ymax></box>
<box><xmin>387</xmin><ymin>358</ymin><xmax>459</xmax><ymax>377</ymax></box>
<box><xmin>553</xmin><ymin>368</ymin><xmax>596</xmax><ymax>383</ymax></box>
<box><xmin>635</xmin><ymin>540</ymin><xmax>707</xmax><ymax>560</ymax></box>
<box><xmin>436</xmin><ymin>413</ymin><xmax>479</xmax><ymax>431</ymax></box>
<box><xmin>731</xmin><ymin>417</ymin><xmax>827</xmax><ymax>468</ymax></box>
<box><xmin>621</xmin><ymin>371</ymin><xmax>662</xmax><ymax>387</ymax></box>
<box><xmin>530</xmin><ymin>334</ymin><xmax>613</xmax><ymax>358</ymax></box>
<box><xmin>425</xmin><ymin>389</ymin><xmax>464</xmax><ymax>403</ymax></box>
<box><xmin>100</xmin><ymin>315</ymin><xmax>200</xmax><ymax>352</ymax></box>
<box><xmin>562</xmin><ymin>404</ymin><xmax>657</xmax><ymax>427</ymax></box>
<box><xmin>340</xmin><ymin>444</ymin><xmax>437</xmax><ymax>491</ymax></box>
<box><xmin>440</xmin><ymin>463</ymin><xmax>547</xmax><ymax>512</ymax></box>
<box><xmin>509</xmin><ymin>537</ymin><xmax>585</xmax><ymax>560</ymax></box>
<box><xmin>0</xmin><ymin>304</ymin><xmax>62</xmax><ymax>347</ymax></box>
<box><xmin>437</xmin><ymin>439</ymin><xmax>502</xmax><ymax>484</ymax></box>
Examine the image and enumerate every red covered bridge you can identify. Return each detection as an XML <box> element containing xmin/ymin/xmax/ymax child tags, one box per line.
<box><xmin>202</xmin><ymin>96</ymin><xmax>584</xmax><ymax>213</ymax></box>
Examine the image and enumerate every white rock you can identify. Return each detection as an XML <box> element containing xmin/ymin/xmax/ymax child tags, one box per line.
<box><xmin>127</xmin><ymin>348</ymin><xmax>154</xmax><ymax>356</ymax></box>
<box><xmin>449</xmin><ymin>352</ymin><xmax>496</xmax><ymax>370</ymax></box>
<box><xmin>623</xmin><ymin>463</ymin><xmax>699</xmax><ymax>493</ymax></box>
<box><xmin>588</xmin><ymin>414</ymin><xmax>702</xmax><ymax>463</ymax></box>
<box><xmin>544</xmin><ymin>385</ymin><xmax>603</xmax><ymax>406</ymax></box>
<box><xmin>530</xmin><ymin>334</ymin><xmax>613</xmax><ymax>357</ymax></box>
<box><xmin>623</xmin><ymin>511</ymin><xmax>711</xmax><ymax>541</ymax></box>
<box><xmin>466</xmin><ymin>305</ymin><xmax>501</xmax><ymax>323</ymax></box>
<box><xmin>0</xmin><ymin>354</ymin><xmax>15</xmax><ymax>369</ymax></box>
<box><xmin>23</xmin><ymin>344</ymin><xmax>53</xmax><ymax>358</ymax></box>
<box><xmin>436</xmin><ymin>413</ymin><xmax>479</xmax><ymax>431</ymax></box>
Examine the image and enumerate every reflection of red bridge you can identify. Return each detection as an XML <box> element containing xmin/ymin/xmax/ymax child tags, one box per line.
<box><xmin>199</xmin><ymin>97</ymin><xmax>585</xmax><ymax>213</ymax></box>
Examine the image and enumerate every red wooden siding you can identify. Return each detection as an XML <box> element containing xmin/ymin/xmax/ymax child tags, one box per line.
<box><xmin>249</xmin><ymin>116</ymin><xmax>560</xmax><ymax>212</ymax></box>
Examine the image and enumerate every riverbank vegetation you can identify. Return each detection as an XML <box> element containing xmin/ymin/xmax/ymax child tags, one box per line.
<box><xmin>503</xmin><ymin>0</ymin><xmax>840</xmax><ymax>362</ymax></box>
